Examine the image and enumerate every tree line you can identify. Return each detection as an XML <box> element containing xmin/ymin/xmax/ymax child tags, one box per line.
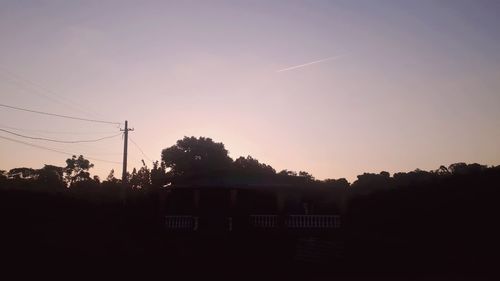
<box><xmin>1</xmin><ymin>136</ymin><xmax>499</xmax><ymax>274</ymax></box>
<box><xmin>1</xmin><ymin>136</ymin><xmax>498</xmax><ymax>196</ymax></box>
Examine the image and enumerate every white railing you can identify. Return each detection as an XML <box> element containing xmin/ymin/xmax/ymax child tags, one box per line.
<box><xmin>286</xmin><ymin>215</ymin><xmax>340</xmax><ymax>229</ymax></box>
<box><xmin>165</xmin><ymin>216</ymin><xmax>198</xmax><ymax>231</ymax></box>
<box><xmin>249</xmin><ymin>215</ymin><xmax>280</xmax><ymax>228</ymax></box>
<box><xmin>165</xmin><ymin>215</ymin><xmax>340</xmax><ymax>231</ymax></box>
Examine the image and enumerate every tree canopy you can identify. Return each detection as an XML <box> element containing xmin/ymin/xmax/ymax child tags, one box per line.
<box><xmin>64</xmin><ymin>155</ymin><xmax>94</xmax><ymax>186</ymax></box>
<box><xmin>161</xmin><ymin>136</ymin><xmax>233</xmax><ymax>183</ymax></box>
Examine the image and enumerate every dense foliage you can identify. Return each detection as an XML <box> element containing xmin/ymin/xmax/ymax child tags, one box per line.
<box><xmin>1</xmin><ymin>136</ymin><xmax>499</xmax><ymax>275</ymax></box>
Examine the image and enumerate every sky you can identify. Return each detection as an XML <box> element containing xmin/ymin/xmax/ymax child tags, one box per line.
<box><xmin>1</xmin><ymin>0</ymin><xmax>499</xmax><ymax>182</ymax></box>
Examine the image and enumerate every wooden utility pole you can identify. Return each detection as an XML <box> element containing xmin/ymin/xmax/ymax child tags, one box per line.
<box><xmin>121</xmin><ymin>120</ymin><xmax>134</xmax><ymax>183</ymax></box>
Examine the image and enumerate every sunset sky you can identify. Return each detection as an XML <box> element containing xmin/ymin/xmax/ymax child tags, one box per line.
<box><xmin>1</xmin><ymin>0</ymin><xmax>499</xmax><ymax>182</ymax></box>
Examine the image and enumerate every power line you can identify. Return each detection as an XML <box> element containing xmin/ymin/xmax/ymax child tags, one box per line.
<box><xmin>0</xmin><ymin>67</ymin><xmax>104</xmax><ymax>119</ymax></box>
<box><xmin>0</xmin><ymin>128</ymin><xmax>121</xmax><ymax>143</ymax></box>
<box><xmin>0</xmin><ymin>124</ymin><xmax>123</xmax><ymax>155</ymax></box>
<box><xmin>0</xmin><ymin>74</ymin><xmax>95</xmax><ymax>118</ymax></box>
<box><xmin>0</xmin><ymin>135</ymin><xmax>121</xmax><ymax>164</ymax></box>
<box><xmin>129</xmin><ymin>137</ymin><xmax>154</xmax><ymax>163</ymax></box>
<box><xmin>0</xmin><ymin>103</ymin><xmax>121</xmax><ymax>125</ymax></box>
<box><xmin>0</xmin><ymin>124</ymin><xmax>119</xmax><ymax>135</ymax></box>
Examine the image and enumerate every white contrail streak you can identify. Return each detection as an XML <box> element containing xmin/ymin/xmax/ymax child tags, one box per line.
<box><xmin>276</xmin><ymin>55</ymin><xmax>344</xmax><ymax>72</ymax></box>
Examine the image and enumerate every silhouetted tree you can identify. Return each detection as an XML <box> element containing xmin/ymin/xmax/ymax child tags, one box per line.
<box><xmin>278</xmin><ymin>169</ymin><xmax>297</xmax><ymax>177</ymax></box>
<box><xmin>8</xmin><ymin>167</ymin><xmax>36</xmax><ymax>179</ymax></box>
<box><xmin>129</xmin><ymin>163</ymin><xmax>152</xmax><ymax>189</ymax></box>
<box><xmin>101</xmin><ymin>169</ymin><xmax>122</xmax><ymax>193</ymax></box>
<box><xmin>161</xmin><ymin>136</ymin><xmax>233</xmax><ymax>183</ymax></box>
<box><xmin>1</xmin><ymin>141</ymin><xmax>500</xmax><ymax>274</ymax></box>
<box><xmin>448</xmin><ymin>162</ymin><xmax>486</xmax><ymax>175</ymax></box>
<box><xmin>350</xmin><ymin>171</ymin><xmax>393</xmax><ymax>196</ymax></box>
<box><xmin>151</xmin><ymin>161</ymin><xmax>167</xmax><ymax>188</ymax></box>
<box><xmin>136</xmin><ymin>165</ymin><xmax>152</xmax><ymax>188</ymax></box>
<box><xmin>106</xmin><ymin>169</ymin><xmax>119</xmax><ymax>183</ymax></box>
<box><xmin>298</xmin><ymin>171</ymin><xmax>315</xmax><ymax>181</ymax></box>
<box><xmin>434</xmin><ymin>165</ymin><xmax>450</xmax><ymax>176</ymax></box>
<box><xmin>232</xmin><ymin>156</ymin><xmax>276</xmax><ymax>183</ymax></box>
<box><xmin>323</xmin><ymin>178</ymin><xmax>349</xmax><ymax>190</ymax></box>
<box><xmin>130</xmin><ymin>168</ymin><xmax>139</xmax><ymax>188</ymax></box>
<box><xmin>392</xmin><ymin>169</ymin><xmax>434</xmax><ymax>187</ymax></box>
<box><xmin>35</xmin><ymin>164</ymin><xmax>65</xmax><ymax>190</ymax></box>
<box><xmin>275</xmin><ymin>169</ymin><xmax>319</xmax><ymax>185</ymax></box>
<box><xmin>64</xmin><ymin>155</ymin><xmax>94</xmax><ymax>186</ymax></box>
<box><xmin>0</xmin><ymin>170</ymin><xmax>7</xmax><ymax>187</ymax></box>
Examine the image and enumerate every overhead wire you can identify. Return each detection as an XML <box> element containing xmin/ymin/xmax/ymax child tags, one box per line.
<box><xmin>0</xmin><ymin>124</ymin><xmax>123</xmax><ymax>155</ymax></box>
<box><xmin>0</xmin><ymin>128</ymin><xmax>121</xmax><ymax>143</ymax></box>
<box><xmin>0</xmin><ymin>124</ymin><xmax>120</xmax><ymax>135</ymax></box>
<box><xmin>0</xmin><ymin>135</ymin><xmax>121</xmax><ymax>164</ymax></box>
<box><xmin>0</xmin><ymin>76</ymin><xmax>126</xmax><ymax>165</ymax></box>
<box><xmin>0</xmin><ymin>67</ymin><xmax>104</xmax><ymax>118</ymax></box>
<box><xmin>0</xmin><ymin>103</ymin><xmax>122</xmax><ymax>125</ymax></box>
<box><xmin>129</xmin><ymin>137</ymin><xmax>154</xmax><ymax>163</ymax></box>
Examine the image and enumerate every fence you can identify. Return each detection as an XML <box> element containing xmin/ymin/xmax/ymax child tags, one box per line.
<box><xmin>249</xmin><ymin>215</ymin><xmax>280</xmax><ymax>228</ymax></box>
<box><xmin>165</xmin><ymin>215</ymin><xmax>340</xmax><ymax>231</ymax></box>
<box><xmin>286</xmin><ymin>215</ymin><xmax>340</xmax><ymax>229</ymax></box>
<box><xmin>165</xmin><ymin>216</ymin><xmax>198</xmax><ymax>231</ymax></box>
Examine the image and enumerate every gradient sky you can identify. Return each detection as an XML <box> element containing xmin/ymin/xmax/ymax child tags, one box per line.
<box><xmin>1</xmin><ymin>0</ymin><xmax>499</xmax><ymax>182</ymax></box>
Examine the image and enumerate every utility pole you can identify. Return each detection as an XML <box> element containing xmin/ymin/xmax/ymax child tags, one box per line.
<box><xmin>121</xmin><ymin>120</ymin><xmax>134</xmax><ymax>183</ymax></box>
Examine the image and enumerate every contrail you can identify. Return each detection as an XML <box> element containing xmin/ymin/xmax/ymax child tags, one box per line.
<box><xmin>276</xmin><ymin>55</ymin><xmax>344</xmax><ymax>72</ymax></box>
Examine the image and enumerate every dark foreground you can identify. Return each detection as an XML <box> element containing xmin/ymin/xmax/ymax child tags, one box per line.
<box><xmin>1</xmin><ymin>187</ymin><xmax>499</xmax><ymax>280</ymax></box>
